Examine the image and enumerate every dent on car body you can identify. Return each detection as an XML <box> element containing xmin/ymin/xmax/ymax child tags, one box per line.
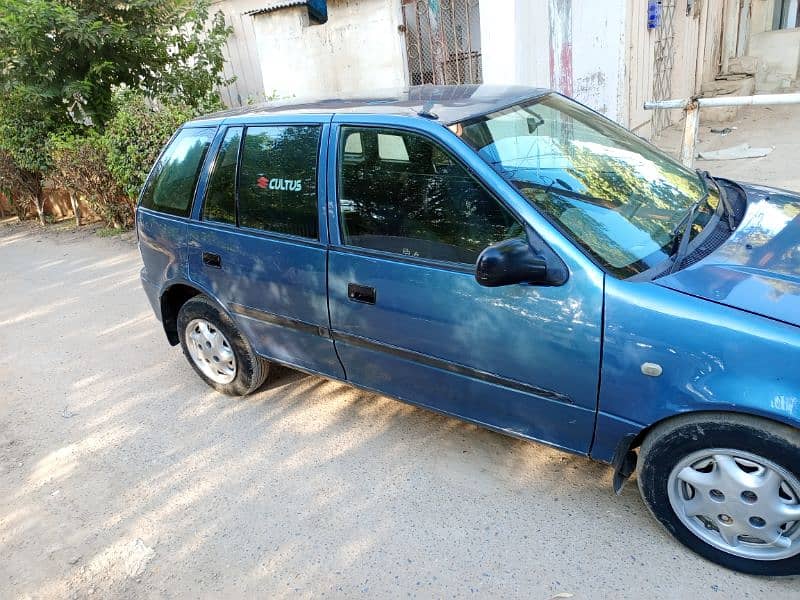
<box><xmin>592</xmin><ymin>273</ymin><xmax>800</xmax><ymax>466</ymax></box>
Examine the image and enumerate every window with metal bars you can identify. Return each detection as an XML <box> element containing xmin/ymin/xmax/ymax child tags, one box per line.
<box><xmin>401</xmin><ymin>0</ymin><xmax>483</xmax><ymax>86</ymax></box>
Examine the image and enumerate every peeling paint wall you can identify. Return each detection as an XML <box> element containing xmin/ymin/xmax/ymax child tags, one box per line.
<box><xmin>570</xmin><ymin>2</ymin><xmax>626</xmax><ymax>119</ymax></box>
<box><xmin>252</xmin><ymin>0</ymin><xmax>407</xmax><ymax>100</ymax></box>
<box><xmin>479</xmin><ymin>0</ymin><xmax>627</xmax><ymax>123</ymax></box>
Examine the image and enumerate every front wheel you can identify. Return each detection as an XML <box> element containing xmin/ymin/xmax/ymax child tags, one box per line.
<box><xmin>637</xmin><ymin>413</ymin><xmax>800</xmax><ymax>575</ymax></box>
<box><xmin>177</xmin><ymin>295</ymin><xmax>269</xmax><ymax>396</ymax></box>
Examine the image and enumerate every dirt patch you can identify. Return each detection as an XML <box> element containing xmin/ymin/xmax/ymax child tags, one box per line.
<box><xmin>655</xmin><ymin>104</ymin><xmax>800</xmax><ymax>192</ymax></box>
<box><xmin>1</xmin><ymin>217</ymin><xmax>136</xmax><ymax>249</ymax></box>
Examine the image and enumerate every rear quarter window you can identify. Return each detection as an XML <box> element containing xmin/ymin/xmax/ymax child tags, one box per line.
<box><xmin>140</xmin><ymin>127</ymin><xmax>215</xmax><ymax>217</ymax></box>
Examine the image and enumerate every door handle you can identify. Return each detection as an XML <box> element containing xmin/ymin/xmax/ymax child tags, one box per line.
<box><xmin>202</xmin><ymin>252</ymin><xmax>222</xmax><ymax>268</ymax></box>
<box><xmin>348</xmin><ymin>283</ymin><xmax>376</xmax><ymax>304</ymax></box>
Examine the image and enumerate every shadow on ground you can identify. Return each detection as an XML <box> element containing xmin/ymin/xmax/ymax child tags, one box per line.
<box><xmin>0</xmin><ymin>221</ymin><xmax>796</xmax><ymax>599</ymax></box>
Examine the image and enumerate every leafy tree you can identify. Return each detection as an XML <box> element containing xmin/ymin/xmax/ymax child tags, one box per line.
<box><xmin>0</xmin><ymin>0</ymin><xmax>231</xmax><ymax>125</ymax></box>
<box><xmin>0</xmin><ymin>0</ymin><xmax>232</xmax><ymax>223</ymax></box>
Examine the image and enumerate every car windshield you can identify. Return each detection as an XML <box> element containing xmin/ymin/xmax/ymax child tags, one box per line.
<box><xmin>456</xmin><ymin>93</ymin><xmax>720</xmax><ymax>278</ymax></box>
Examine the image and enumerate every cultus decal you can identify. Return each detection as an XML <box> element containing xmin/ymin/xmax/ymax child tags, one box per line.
<box><xmin>256</xmin><ymin>176</ymin><xmax>302</xmax><ymax>192</ymax></box>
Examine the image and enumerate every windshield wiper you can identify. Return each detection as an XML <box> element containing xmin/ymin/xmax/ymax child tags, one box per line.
<box><xmin>697</xmin><ymin>169</ymin><xmax>735</xmax><ymax>231</ymax></box>
<box><xmin>669</xmin><ymin>183</ymin><xmax>709</xmax><ymax>274</ymax></box>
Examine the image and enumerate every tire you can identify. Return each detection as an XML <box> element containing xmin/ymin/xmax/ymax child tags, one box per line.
<box><xmin>177</xmin><ymin>295</ymin><xmax>269</xmax><ymax>396</ymax></box>
<box><xmin>637</xmin><ymin>413</ymin><xmax>800</xmax><ymax>576</ymax></box>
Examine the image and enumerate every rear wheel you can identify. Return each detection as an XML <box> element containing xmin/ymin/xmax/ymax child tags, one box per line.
<box><xmin>177</xmin><ymin>295</ymin><xmax>269</xmax><ymax>396</ymax></box>
<box><xmin>638</xmin><ymin>413</ymin><xmax>800</xmax><ymax>575</ymax></box>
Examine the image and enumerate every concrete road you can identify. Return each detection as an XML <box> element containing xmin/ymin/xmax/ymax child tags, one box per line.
<box><xmin>0</xmin><ymin>221</ymin><xmax>797</xmax><ymax>599</ymax></box>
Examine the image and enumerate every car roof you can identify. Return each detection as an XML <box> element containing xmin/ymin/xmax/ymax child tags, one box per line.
<box><xmin>190</xmin><ymin>84</ymin><xmax>551</xmax><ymax>127</ymax></box>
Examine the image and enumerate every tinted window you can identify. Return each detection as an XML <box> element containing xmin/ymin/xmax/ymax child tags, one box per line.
<box><xmin>140</xmin><ymin>128</ymin><xmax>214</xmax><ymax>217</ymax></box>
<box><xmin>238</xmin><ymin>125</ymin><xmax>321</xmax><ymax>239</ymax></box>
<box><xmin>202</xmin><ymin>126</ymin><xmax>242</xmax><ymax>225</ymax></box>
<box><xmin>338</xmin><ymin>127</ymin><xmax>522</xmax><ymax>264</ymax></box>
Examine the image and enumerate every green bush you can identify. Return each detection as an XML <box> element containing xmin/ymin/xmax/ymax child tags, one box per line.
<box><xmin>102</xmin><ymin>92</ymin><xmax>207</xmax><ymax>202</ymax></box>
<box><xmin>48</xmin><ymin>131</ymin><xmax>133</xmax><ymax>228</ymax></box>
<box><xmin>0</xmin><ymin>0</ymin><xmax>232</xmax><ymax>225</ymax></box>
<box><xmin>0</xmin><ymin>149</ymin><xmax>41</xmax><ymax>222</ymax></box>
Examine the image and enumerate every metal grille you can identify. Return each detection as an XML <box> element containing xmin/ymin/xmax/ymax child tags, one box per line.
<box><xmin>652</xmin><ymin>0</ymin><xmax>676</xmax><ymax>134</ymax></box>
<box><xmin>401</xmin><ymin>0</ymin><xmax>482</xmax><ymax>86</ymax></box>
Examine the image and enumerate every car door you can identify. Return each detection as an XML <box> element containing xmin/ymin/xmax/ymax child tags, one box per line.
<box><xmin>187</xmin><ymin>116</ymin><xmax>344</xmax><ymax>379</ymax></box>
<box><xmin>326</xmin><ymin>119</ymin><xmax>603</xmax><ymax>453</ymax></box>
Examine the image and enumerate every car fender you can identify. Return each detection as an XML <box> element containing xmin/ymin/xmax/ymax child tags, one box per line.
<box><xmin>592</xmin><ymin>278</ymin><xmax>800</xmax><ymax>472</ymax></box>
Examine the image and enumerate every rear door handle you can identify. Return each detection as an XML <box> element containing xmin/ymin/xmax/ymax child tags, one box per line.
<box><xmin>202</xmin><ymin>252</ymin><xmax>222</xmax><ymax>268</ymax></box>
<box><xmin>348</xmin><ymin>283</ymin><xmax>376</xmax><ymax>304</ymax></box>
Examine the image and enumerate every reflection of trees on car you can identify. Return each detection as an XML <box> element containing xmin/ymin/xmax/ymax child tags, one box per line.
<box><xmin>239</xmin><ymin>126</ymin><xmax>321</xmax><ymax>238</ymax></box>
<box><xmin>203</xmin><ymin>128</ymin><xmax>241</xmax><ymax>224</ymax></box>
<box><xmin>564</xmin><ymin>141</ymin><xmax>706</xmax><ymax>244</ymax></box>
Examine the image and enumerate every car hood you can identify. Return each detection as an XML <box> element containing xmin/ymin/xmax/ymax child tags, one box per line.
<box><xmin>656</xmin><ymin>182</ymin><xmax>800</xmax><ymax>327</ymax></box>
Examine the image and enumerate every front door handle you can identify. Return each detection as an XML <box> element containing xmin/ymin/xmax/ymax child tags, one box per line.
<box><xmin>202</xmin><ymin>252</ymin><xmax>222</xmax><ymax>268</ymax></box>
<box><xmin>348</xmin><ymin>283</ymin><xmax>376</xmax><ymax>304</ymax></box>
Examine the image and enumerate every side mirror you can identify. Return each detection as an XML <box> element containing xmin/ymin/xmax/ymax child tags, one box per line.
<box><xmin>475</xmin><ymin>238</ymin><xmax>549</xmax><ymax>287</ymax></box>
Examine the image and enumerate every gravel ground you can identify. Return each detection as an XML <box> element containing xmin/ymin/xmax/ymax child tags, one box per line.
<box><xmin>2</xmin><ymin>106</ymin><xmax>800</xmax><ymax>599</ymax></box>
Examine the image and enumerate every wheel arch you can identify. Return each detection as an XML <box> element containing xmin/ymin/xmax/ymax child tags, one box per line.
<box><xmin>160</xmin><ymin>283</ymin><xmax>204</xmax><ymax>345</ymax></box>
<box><xmin>608</xmin><ymin>408</ymin><xmax>800</xmax><ymax>494</ymax></box>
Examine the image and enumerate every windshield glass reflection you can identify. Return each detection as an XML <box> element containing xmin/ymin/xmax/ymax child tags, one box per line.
<box><xmin>458</xmin><ymin>94</ymin><xmax>720</xmax><ymax>277</ymax></box>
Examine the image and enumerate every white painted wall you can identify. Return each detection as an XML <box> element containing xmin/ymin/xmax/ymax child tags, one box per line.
<box><xmin>252</xmin><ymin>0</ymin><xmax>407</xmax><ymax>100</ymax></box>
<box><xmin>479</xmin><ymin>0</ymin><xmax>627</xmax><ymax>122</ymax></box>
<box><xmin>749</xmin><ymin>28</ymin><xmax>800</xmax><ymax>90</ymax></box>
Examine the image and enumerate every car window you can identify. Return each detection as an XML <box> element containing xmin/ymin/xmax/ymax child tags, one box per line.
<box><xmin>377</xmin><ymin>133</ymin><xmax>409</xmax><ymax>161</ymax></box>
<box><xmin>344</xmin><ymin>131</ymin><xmax>363</xmax><ymax>155</ymax></box>
<box><xmin>337</xmin><ymin>127</ymin><xmax>523</xmax><ymax>265</ymax></box>
<box><xmin>140</xmin><ymin>127</ymin><xmax>214</xmax><ymax>217</ymax></box>
<box><xmin>202</xmin><ymin>126</ymin><xmax>242</xmax><ymax>225</ymax></box>
<box><xmin>238</xmin><ymin>125</ymin><xmax>321</xmax><ymax>239</ymax></box>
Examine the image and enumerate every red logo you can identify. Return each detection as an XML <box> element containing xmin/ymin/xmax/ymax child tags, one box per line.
<box><xmin>256</xmin><ymin>176</ymin><xmax>269</xmax><ymax>189</ymax></box>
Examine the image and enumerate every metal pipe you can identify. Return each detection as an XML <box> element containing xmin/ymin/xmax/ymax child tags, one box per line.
<box><xmin>645</xmin><ymin>93</ymin><xmax>800</xmax><ymax>110</ymax></box>
<box><xmin>644</xmin><ymin>98</ymin><xmax>689</xmax><ymax>110</ymax></box>
<box><xmin>644</xmin><ymin>92</ymin><xmax>800</xmax><ymax>168</ymax></box>
<box><xmin>680</xmin><ymin>101</ymin><xmax>701</xmax><ymax>168</ymax></box>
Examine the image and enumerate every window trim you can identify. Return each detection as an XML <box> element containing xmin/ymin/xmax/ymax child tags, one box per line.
<box><xmin>234</xmin><ymin>123</ymin><xmax>324</xmax><ymax>242</ymax></box>
<box><xmin>200</xmin><ymin>125</ymin><xmax>243</xmax><ymax>226</ymax></box>
<box><xmin>189</xmin><ymin>216</ymin><xmax>326</xmax><ymax>250</ymax></box>
<box><xmin>333</xmin><ymin>123</ymin><xmax>527</xmax><ymax>270</ymax></box>
<box><xmin>138</xmin><ymin>125</ymin><xmax>216</xmax><ymax>218</ymax></box>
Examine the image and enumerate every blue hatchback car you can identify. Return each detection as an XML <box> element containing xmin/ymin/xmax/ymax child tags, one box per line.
<box><xmin>137</xmin><ymin>85</ymin><xmax>800</xmax><ymax>575</ymax></box>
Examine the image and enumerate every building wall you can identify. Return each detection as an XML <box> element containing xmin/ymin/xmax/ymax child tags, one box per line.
<box><xmin>251</xmin><ymin>0</ymin><xmax>407</xmax><ymax>100</ymax></box>
<box><xmin>626</xmin><ymin>0</ymin><xmax>726</xmax><ymax>137</ymax></box>
<box><xmin>211</xmin><ymin>0</ymin><xmax>269</xmax><ymax>106</ymax></box>
<box><xmin>747</xmin><ymin>0</ymin><xmax>800</xmax><ymax>90</ymax></box>
<box><xmin>751</xmin><ymin>0</ymin><xmax>776</xmax><ymax>33</ymax></box>
<box><xmin>213</xmin><ymin>0</ymin><xmax>727</xmax><ymax>137</ymax></box>
<box><xmin>749</xmin><ymin>27</ymin><xmax>800</xmax><ymax>89</ymax></box>
<box><xmin>479</xmin><ymin>0</ymin><xmax>628</xmax><ymax>123</ymax></box>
